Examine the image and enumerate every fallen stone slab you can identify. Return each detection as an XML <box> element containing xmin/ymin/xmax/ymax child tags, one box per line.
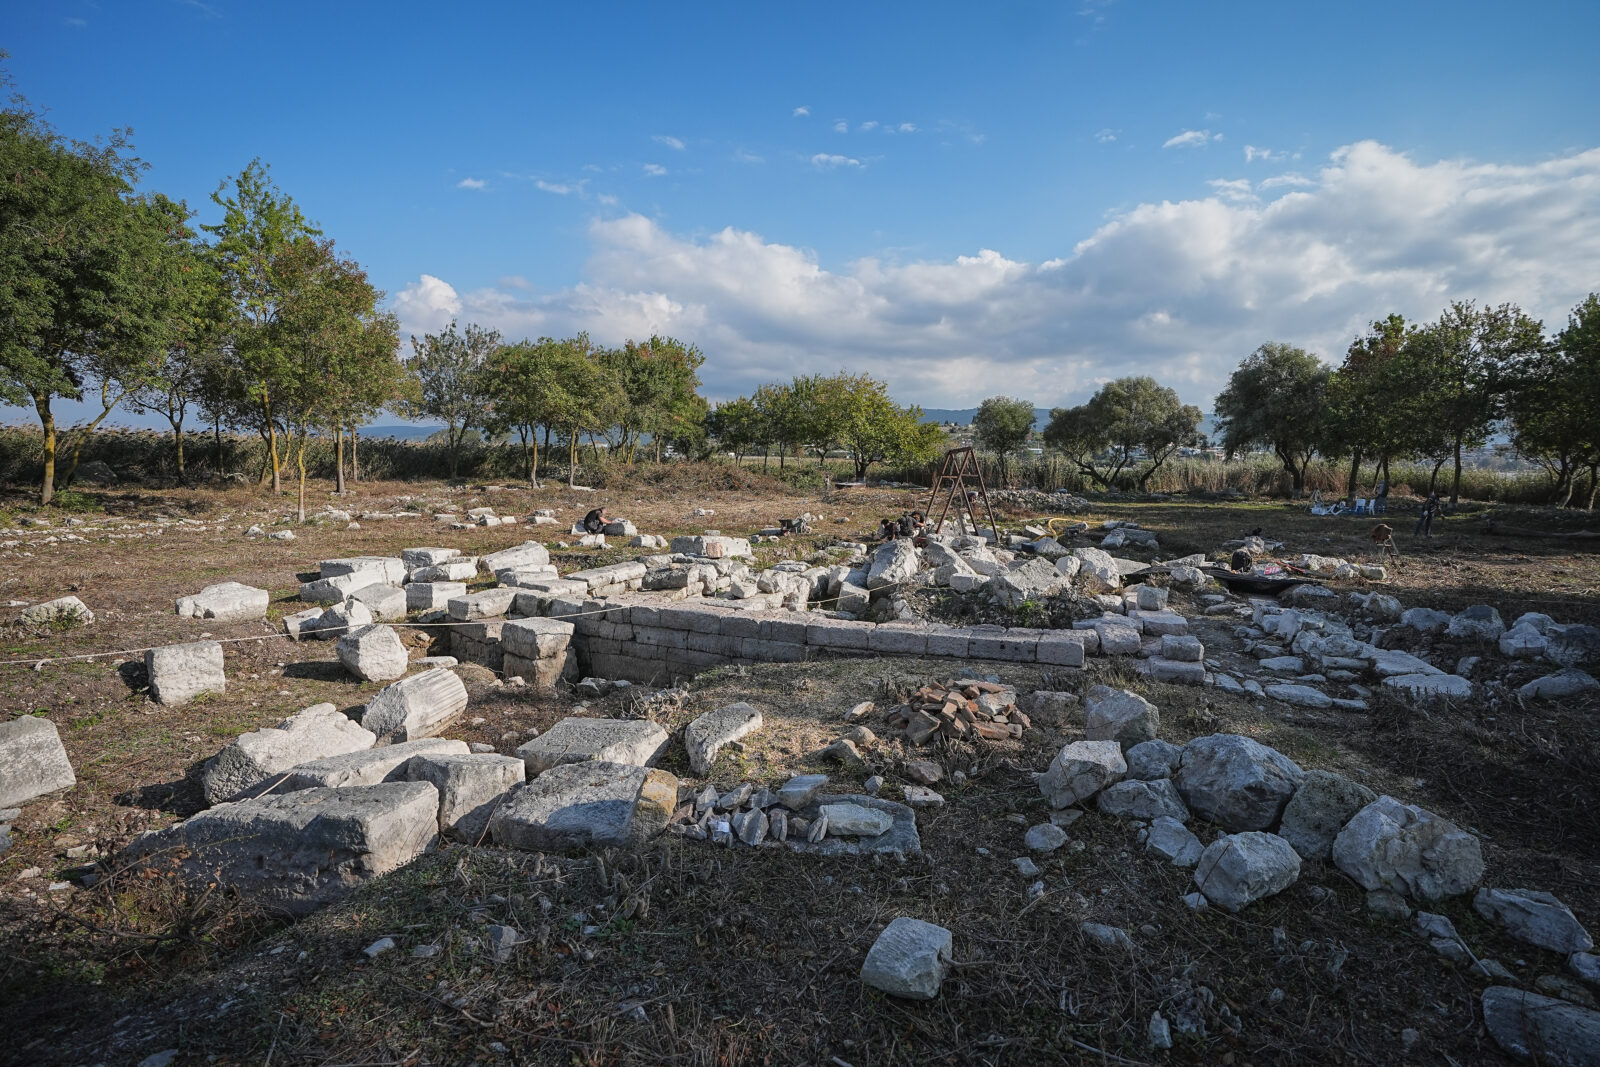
<box><xmin>447</xmin><ymin>588</ymin><xmax>517</xmax><ymax>621</ymax></box>
<box><xmin>1383</xmin><ymin>673</ymin><xmax>1472</xmax><ymax>699</ymax></box>
<box><xmin>405</xmin><ymin>581</ymin><xmax>467</xmax><ymax>613</ymax></box>
<box><xmin>336</xmin><ymin>624</ymin><xmax>409</xmax><ymax>682</ymax></box>
<box><xmin>21</xmin><ymin>595</ymin><xmax>94</xmax><ymax>628</ymax></box>
<box><xmin>860</xmin><ymin>917</ymin><xmax>952</xmax><ymax>1000</ymax></box>
<box><xmin>517</xmin><ymin>717</ymin><xmax>671</xmax><ymax>776</ymax></box>
<box><xmin>1278</xmin><ymin>770</ymin><xmax>1377</xmax><ymax>862</ymax></box>
<box><xmin>1174</xmin><ymin>734</ymin><xmax>1304</xmax><ymax>833</ymax></box>
<box><xmin>300</xmin><ymin>573</ymin><xmax>377</xmax><ymax>605</ymax></box>
<box><xmin>1481</xmin><ymin>986</ymin><xmax>1600</xmax><ymax>1065</ymax></box>
<box><xmin>1193</xmin><ymin>831</ymin><xmax>1302</xmax><ymax>912</ymax></box>
<box><xmin>1146</xmin><ymin>657</ymin><xmax>1205</xmax><ymax>684</ymax></box>
<box><xmin>500</xmin><ymin>618</ymin><xmax>576</xmax><ymax>661</ymax></box>
<box><xmin>487</xmin><ymin>761</ymin><xmax>677</xmax><ymax>851</ymax></box>
<box><xmin>1519</xmin><ymin>669</ymin><xmax>1600</xmax><ymax>701</ymax></box>
<box><xmin>1038</xmin><ymin>740</ymin><xmax>1127</xmax><ymax>809</ymax></box>
<box><xmin>269</xmin><ymin>737</ymin><xmax>468</xmax><ymax>793</ymax></box>
<box><xmin>361</xmin><ymin>668</ymin><xmax>470</xmax><ymax>744</ymax></box>
<box><xmin>405</xmin><ymin>752</ymin><xmax>526</xmax><ymax>842</ymax></box>
<box><xmin>1264</xmin><ymin>683</ymin><xmax>1333</xmax><ymax>708</ymax></box>
<box><xmin>409</xmin><ymin>559</ymin><xmax>479</xmax><ymax>582</ymax></box>
<box><xmin>1332</xmin><ymin>795</ymin><xmax>1484</xmax><ymax>901</ymax></box>
<box><xmin>348</xmin><ymin>583</ymin><xmax>406</xmax><ymax>622</ymax></box>
<box><xmin>175</xmin><ymin>582</ymin><xmax>269</xmax><ymax>623</ymax></box>
<box><xmin>202</xmin><ymin>703</ymin><xmax>377</xmax><ymax>804</ymax></box>
<box><xmin>401</xmin><ymin>547</ymin><xmax>460</xmax><ymax>569</ymax></box>
<box><xmin>309</xmin><ymin>599</ymin><xmax>373</xmax><ymax>641</ymax></box>
<box><xmin>481</xmin><ymin>541</ymin><xmax>552</xmax><ymax>574</ymax></box>
<box><xmin>146</xmin><ymin>640</ymin><xmax>226</xmax><ymax>706</ymax></box>
<box><xmin>778</xmin><ymin>774</ymin><xmax>828</xmax><ymax>810</ymax></box>
<box><xmin>321</xmin><ymin>556</ymin><xmax>406</xmax><ymax>583</ymax></box>
<box><xmin>0</xmin><ymin>715</ymin><xmax>76</xmax><ymax>807</ymax></box>
<box><xmin>1475</xmin><ymin>888</ymin><xmax>1594</xmax><ymax>955</ymax></box>
<box><xmin>123</xmin><ymin>782</ymin><xmax>438</xmax><ymax>916</ymax></box>
<box><xmin>819</xmin><ymin>801</ymin><xmax>895</xmax><ymax>837</ymax></box>
<box><xmin>684</xmin><ymin>702</ymin><xmax>763</xmax><ymax>776</ymax></box>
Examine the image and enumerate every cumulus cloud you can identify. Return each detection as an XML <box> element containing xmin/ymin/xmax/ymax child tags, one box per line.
<box><xmin>810</xmin><ymin>153</ymin><xmax>861</xmax><ymax>169</ymax></box>
<box><xmin>1163</xmin><ymin>129</ymin><xmax>1217</xmax><ymax>149</ymax></box>
<box><xmin>898</xmin><ymin>123</ymin><xmax>917</xmax><ymax>133</ymax></box>
<box><xmin>860</xmin><ymin>120</ymin><xmax>878</xmax><ymax>132</ymax></box>
<box><xmin>833</xmin><ymin>120</ymin><xmax>848</xmax><ymax>133</ymax></box>
<box><xmin>793</xmin><ymin>106</ymin><xmax>810</xmax><ymax>117</ymax></box>
<box><xmin>456</xmin><ymin>177</ymin><xmax>487</xmax><ymax>190</ymax></box>
<box><xmin>642</xmin><ymin>163</ymin><xmax>667</xmax><ymax>176</ymax></box>
<box><xmin>396</xmin><ymin>141</ymin><xmax>1600</xmax><ymax>409</ymax></box>
<box><xmin>535</xmin><ymin>179</ymin><xmax>583</xmax><ymax>195</ymax></box>
<box><xmin>653</xmin><ymin>135</ymin><xmax>686</xmax><ymax>151</ymax></box>
<box><xmin>1244</xmin><ymin>145</ymin><xmax>1277</xmax><ymax>163</ymax></box>
<box><xmin>1207</xmin><ymin>178</ymin><xmax>1257</xmax><ymax>203</ymax></box>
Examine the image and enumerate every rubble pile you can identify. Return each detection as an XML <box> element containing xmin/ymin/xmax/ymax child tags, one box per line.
<box><xmin>885</xmin><ymin>679</ymin><xmax>1031</xmax><ymax>744</ymax></box>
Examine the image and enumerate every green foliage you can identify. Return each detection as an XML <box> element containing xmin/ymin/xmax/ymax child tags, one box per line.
<box><xmin>400</xmin><ymin>321</ymin><xmax>500</xmax><ymax>477</ymax></box>
<box><xmin>971</xmin><ymin>395</ymin><xmax>1035</xmax><ymax>481</ymax></box>
<box><xmin>1042</xmin><ymin>376</ymin><xmax>1202</xmax><ymax>490</ymax></box>
<box><xmin>1510</xmin><ymin>294</ymin><xmax>1600</xmax><ymax>507</ymax></box>
<box><xmin>1213</xmin><ymin>343</ymin><xmax>1329</xmax><ymax>494</ymax></box>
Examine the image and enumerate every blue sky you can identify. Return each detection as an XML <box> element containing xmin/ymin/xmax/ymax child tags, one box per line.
<box><xmin>6</xmin><ymin>0</ymin><xmax>1600</xmax><ymax>426</ymax></box>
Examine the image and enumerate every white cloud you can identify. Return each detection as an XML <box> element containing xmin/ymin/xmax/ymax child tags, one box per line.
<box><xmin>1258</xmin><ymin>172</ymin><xmax>1316</xmax><ymax>190</ymax></box>
<box><xmin>793</xmin><ymin>106</ymin><xmax>810</xmax><ymax>117</ymax></box>
<box><xmin>810</xmin><ymin>153</ymin><xmax>862</xmax><ymax>169</ymax></box>
<box><xmin>498</xmin><ymin>275</ymin><xmax>532</xmax><ymax>291</ymax></box>
<box><xmin>860</xmin><ymin>121</ymin><xmax>878</xmax><ymax>132</ymax></box>
<box><xmin>642</xmin><ymin>164</ymin><xmax>667</xmax><ymax>177</ymax></box>
<box><xmin>833</xmin><ymin>120</ymin><xmax>848</xmax><ymax>133</ymax></box>
<box><xmin>597</xmin><ymin>193</ymin><xmax>619</xmax><ymax>206</ymax></box>
<box><xmin>1207</xmin><ymin>178</ymin><xmax>1257</xmax><ymax>203</ymax></box>
<box><xmin>733</xmin><ymin>149</ymin><xmax>765</xmax><ymax>164</ymax></box>
<box><xmin>396</xmin><ymin>141</ymin><xmax>1600</xmax><ymax>409</ymax></box>
<box><xmin>456</xmin><ymin>177</ymin><xmax>487</xmax><ymax>190</ymax></box>
<box><xmin>1244</xmin><ymin>145</ymin><xmax>1279</xmax><ymax>163</ymax></box>
<box><xmin>653</xmin><ymin>135</ymin><xmax>686</xmax><ymax>151</ymax></box>
<box><xmin>898</xmin><ymin>123</ymin><xmax>917</xmax><ymax>134</ymax></box>
<box><xmin>1163</xmin><ymin>129</ymin><xmax>1216</xmax><ymax>149</ymax></box>
<box><xmin>535</xmin><ymin>179</ymin><xmax>583</xmax><ymax>195</ymax></box>
<box><xmin>1095</xmin><ymin>129</ymin><xmax>1118</xmax><ymax>143</ymax></box>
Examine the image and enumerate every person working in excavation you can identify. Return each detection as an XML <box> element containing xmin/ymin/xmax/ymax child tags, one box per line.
<box><xmin>582</xmin><ymin>507</ymin><xmax>610</xmax><ymax>535</ymax></box>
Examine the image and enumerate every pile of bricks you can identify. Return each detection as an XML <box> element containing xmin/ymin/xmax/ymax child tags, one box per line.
<box><xmin>887</xmin><ymin>680</ymin><xmax>1032</xmax><ymax>745</ymax></box>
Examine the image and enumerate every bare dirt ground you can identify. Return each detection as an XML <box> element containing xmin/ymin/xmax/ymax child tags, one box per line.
<box><xmin>1</xmin><ymin>470</ymin><xmax>1597</xmax><ymax>1066</ymax></box>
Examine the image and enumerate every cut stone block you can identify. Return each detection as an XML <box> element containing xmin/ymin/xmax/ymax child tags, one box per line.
<box><xmin>337</xmin><ymin>624</ymin><xmax>409</xmax><ymax>682</ymax></box>
<box><xmin>347</xmin><ymin>583</ymin><xmax>406</xmax><ymax>621</ymax></box>
<box><xmin>283</xmin><ymin>606</ymin><xmax>324</xmax><ymax>641</ymax></box>
<box><xmin>684</xmin><ymin>702</ymin><xmax>764</xmax><ymax>775</ymax></box>
<box><xmin>405</xmin><ymin>752</ymin><xmax>526</xmax><ymax>842</ymax></box>
<box><xmin>409</xmin><ymin>559</ymin><xmax>479</xmax><ymax>582</ymax></box>
<box><xmin>320</xmin><ymin>556</ymin><xmax>407</xmax><ymax>584</ymax></box>
<box><xmin>145</xmin><ymin>640</ymin><xmax>226</xmax><ymax>706</ymax></box>
<box><xmin>405</xmin><ymin>581</ymin><xmax>467</xmax><ymax>613</ymax></box>
<box><xmin>481</xmin><ymin>541</ymin><xmax>552</xmax><ymax>573</ymax></box>
<box><xmin>309</xmin><ymin>599</ymin><xmax>373</xmax><ymax>641</ymax></box>
<box><xmin>361</xmin><ymin>668</ymin><xmax>470</xmax><ymax>744</ymax></box>
<box><xmin>270</xmin><ymin>738</ymin><xmax>468</xmax><ymax>793</ymax></box>
<box><xmin>202</xmin><ymin>703</ymin><xmax>376</xmax><ymax>804</ymax></box>
<box><xmin>0</xmin><ymin>715</ymin><xmax>76</xmax><ymax>807</ymax></box>
<box><xmin>123</xmin><ymin>782</ymin><xmax>438</xmax><ymax>916</ymax></box>
<box><xmin>300</xmin><ymin>574</ymin><xmax>375</xmax><ymax>604</ymax></box>
<box><xmin>500</xmin><ymin>618</ymin><xmax>576</xmax><ymax>660</ymax></box>
<box><xmin>401</xmin><ymin>547</ymin><xmax>460</xmax><ymax>568</ymax></box>
<box><xmin>517</xmin><ymin>717</ymin><xmax>671</xmax><ymax>776</ymax></box>
<box><xmin>175</xmin><ymin>582</ymin><xmax>269</xmax><ymax>623</ymax></box>
<box><xmin>487</xmin><ymin>761</ymin><xmax>677</xmax><ymax>851</ymax></box>
<box><xmin>448</xmin><ymin>588</ymin><xmax>517</xmax><ymax>621</ymax></box>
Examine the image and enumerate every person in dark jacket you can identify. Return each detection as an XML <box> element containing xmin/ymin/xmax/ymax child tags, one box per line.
<box><xmin>1413</xmin><ymin>493</ymin><xmax>1440</xmax><ymax>538</ymax></box>
<box><xmin>583</xmin><ymin>507</ymin><xmax>609</xmax><ymax>534</ymax></box>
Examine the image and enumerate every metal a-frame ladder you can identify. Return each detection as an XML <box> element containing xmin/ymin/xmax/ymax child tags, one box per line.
<box><xmin>925</xmin><ymin>446</ymin><xmax>1001</xmax><ymax>544</ymax></box>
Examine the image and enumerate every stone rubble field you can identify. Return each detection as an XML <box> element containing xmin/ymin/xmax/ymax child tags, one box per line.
<box><xmin>1</xmin><ymin>479</ymin><xmax>1599</xmax><ymax>1065</ymax></box>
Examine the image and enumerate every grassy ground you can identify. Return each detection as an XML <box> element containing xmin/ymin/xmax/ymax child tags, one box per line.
<box><xmin>1</xmin><ymin>471</ymin><xmax>1597</xmax><ymax>1065</ymax></box>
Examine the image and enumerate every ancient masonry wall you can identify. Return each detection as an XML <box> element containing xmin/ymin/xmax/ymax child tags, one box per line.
<box><xmin>453</xmin><ymin>591</ymin><xmax>1090</xmax><ymax>685</ymax></box>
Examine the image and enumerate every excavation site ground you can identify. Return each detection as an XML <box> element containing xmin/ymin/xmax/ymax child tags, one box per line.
<box><xmin>2</xmin><ymin>471</ymin><xmax>1599</xmax><ymax>1067</ymax></box>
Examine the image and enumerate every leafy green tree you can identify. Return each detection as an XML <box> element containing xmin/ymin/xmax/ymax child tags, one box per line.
<box><xmin>549</xmin><ymin>346</ymin><xmax>625</xmax><ymax>488</ymax></box>
<box><xmin>1042</xmin><ymin>377</ymin><xmax>1203</xmax><ymax>490</ymax></box>
<box><xmin>486</xmin><ymin>335</ymin><xmax>592</xmax><ymax>486</ymax></box>
<box><xmin>202</xmin><ymin>159</ymin><xmax>321</xmax><ymax>493</ymax></box>
<box><xmin>401</xmin><ymin>320</ymin><xmax>500</xmax><ymax>478</ymax></box>
<box><xmin>1324</xmin><ymin>315</ymin><xmax>1422</xmax><ymax>502</ymax></box>
<box><xmin>0</xmin><ymin>74</ymin><xmax>177</xmax><ymax>503</ymax></box>
<box><xmin>971</xmin><ymin>395</ymin><xmax>1035</xmax><ymax>484</ymax></box>
<box><xmin>706</xmin><ymin>396</ymin><xmax>765</xmax><ymax>463</ymax></box>
<box><xmin>600</xmin><ymin>335</ymin><xmax>704</xmax><ymax>463</ymax></box>
<box><xmin>789</xmin><ymin>373</ymin><xmax>850</xmax><ymax>465</ymax></box>
<box><xmin>830</xmin><ymin>373</ymin><xmax>942</xmax><ymax>480</ymax></box>
<box><xmin>1511</xmin><ymin>295</ymin><xmax>1600</xmax><ymax>508</ymax></box>
<box><xmin>752</xmin><ymin>381</ymin><xmax>802</xmax><ymax>470</ymax></box>
<box><xmin>1413</xmin><ymin>300</ymin><xmax>1545</xmax><ymax>506</ymax></box>
<box><xmin>1213</xmin><ymin>344</ymin><xmax>1330</xmax><ymax>495</ymax></box>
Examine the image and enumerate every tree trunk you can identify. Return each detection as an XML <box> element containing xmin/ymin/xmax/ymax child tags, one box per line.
<box><xmin>1345</xmin><ymin>451</ymin><xmax>1362</xmax><ymax>506</ymax></box>
<box><xmin>1588</xmin><ymin>465</ymin><xmax>1599</xmax><ymax>511</ymax></box>
<box><xmin>334</xmin><ymin>425</ymin><xmax>347</xmax><ymax>495</ymax></box>
<box><xmin>296</xmin><ymin>437</ymin><xmax>307</xmax><ymax>523</ymax></box>
<box><xmin>59</xmin><ymin>381</ymin><xmax>130</xmax><ymax>490</ymax></box>
<box><xmin>214</xmin><ymin>414</ymin><xmax>224</xmax><ymax>477</ymax></box>
<box><xmin>448</xmin><ymin>424</ymin><xmax>461</xmax><ymax>479</ymax></box>
<box><xmin>33</xmin><ymin>391</ymin><xmax>56</xmax><ymax>506</ymax></box>
<box><xmin>1450</xmin><ymin>434</ymin><xmax>1463</xmax><ymax>508</ymax></box>
<box><xmin>1427</xmin><ymin>457</ymin><xmax>1446</xmax><ymax>494</ymax></box>
<box><xmin>351</xmin><ymin>429</ymin><xmax>360</xmax><ymax>482</ymax></box>
<box><xmin>269</xmin><ymin>424</ymin><xmax>282</xmax><ymax>494</ymax></box>
<box><xmin>169</xmin><ymin>415</ymin><xmax>187</xmax><ymax>486</ymax></box>
<box><xmin>568</xmin><ymin>427</ymin><xmax>578</xmax><ymax>489</ymax></box>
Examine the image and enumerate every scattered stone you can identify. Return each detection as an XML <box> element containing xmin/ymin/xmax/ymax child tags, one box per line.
<box><xmin>1084</xmin><ymin>685</ymin><xmax>1160</xmax><ymax>749</ymax></box>
<box><xmin>308</xmin><ymin>598</ymin><xmax>374</xmax><ymax>640</ymax></box>
<box><xmin>860</xmin><ymin>917</ymin><xmax>952</xmax><ymax>1000</ymax></box>
<box><xmin>902</xmin><ymin>785</ymin><xmax>944</xmax><ymax>808</ymax></box>
<box><xmin>488</xmin><ymin>762</ymin><xmax>677</xmax><ymax>851</ymax></box>
<box><xmin>1038</xmin><ymin>740</ymin><xmax>1127</xmax><ymax>809</ymax></box>
<box><xmin>1366</xmin><ymin>889</ymin><xmax>1412</xmax><ymax>920</ymax></box>
<box><xmin>20</xmin><ymin>595</ymin><xmax>94</xmax><ymax>628</ymax></box>
<box><xmin>1098</xmin><ymin>778</ymin><xmax>1190</xmax><ymax>821</ymax></box>
<box><xmin>904</xmin><ymin>759</ymin><xmax>943</xmax><ymax>785</ymax></box>
<box><xmin>362</xmin><ymin>668</ymin><xmax>471</xmax><ymax>744</ymax></box>
<box><xmin>1193</xmin><ymin>831</ymin><xmax>1302</xmax><ymax>912</ymax></box>
<box><xmin>486</xmin><ymin>924</ymin><xmax>522</xmax><ymax>963</ymax></box>
<box><xmin>405</xmin><ymin>752</ymin><xmax>526</xmax><ymax>842</ymax></box>
<box><xmin>518</xmin><ymin>717</ymin><xmax>671</xmax><ymax>775</ymax></box>
<box><xmin>365</xmin><ymin>936</ymin><xmax>397</xmax><ymax>958</ymax></box>
<box><xmin>336</xmin><ymin>624</ymin><xmax>410</xmax><ymax>682</ymax></box>
<box><xmin>1148</xmin><ymin>1012</ymin><xmax>1174</xmax><ymax>1050</ymax></box>
<box><xmin>1025</xmin><ymin>822</ymin><xmax>1069</xmax><ymax>852</ymax></box>
<box><xmin>822</xmin><ymin>737</ymin><xmax>865</xmax><ymax>767</ymax></box>
<box><xmin>1278</xmin><ymin>770</ymin><xmax>1378</xmax><ymax>862</ymax></box>
<box><xmin>1081</xmin><ymin>922</ymin><xmax>1134</xmax><ymax>950</ymax></box>
<box><xmin>778</xmin><ymin>774</ymin><xmax>828</xmax><ymax>810</ymax></box>
<box><xmin>1481</xmin><ymin>986</ymin><xmax>1600</xmax><ymax>1065</ymax></box>
<box><xmin>1174</xmin><ymin>734</ymin><xmax>1305</xmax><ymax>833</ymax></box>
<box><xmin>1013</xmin><ymin>856</ymin><xmax>1040</xmax><ymax>877</ymax></box>
<box><xmin>1332</xmin><ymin>796</ymin><xmax>1484</xmax><ymax>901</ymax></box>
<box><xmin>0</xmin><ymin>715</ymin><xmax>76</xmax><ymax>806</ymax></box>
<box><xmin>818</xmin><ymin>802</ymin><xmax>894</xmax><ymax>837</ymax></box>
<box><xmin>1447</xmin><ymin>605</ymin><xmax>1505</xmax><ymax>641</ymax></box>
<box><xmin>203</xmin><ymin>703</ymin><xmax>377</xmax><ymax>804</ymax></box>
<box><xmin>1144</xmin><ymin>816</ymin><xmax>1204</xmax><ymax>867</ymax></box>
<box><xmin>732</xmin><ymin>807</ymin><xmax>768</xmax><ymax>846</ymax></box>
<box><xmin>175</xmin><ymin>582</ymin><xmax>269</xmax><ymax>623</ymax></box>
<box><xmin>1474</xmin><ymin>888</ymin><xmax>1594</xmax><ymax>955</ymax></box>
<box><xmin>1264</xmin><ymin>683</ymin><xmax>1333</xmax><ymax>708</ymax></box>
<box><xmin>145</xmin><ymin>640</ymin><xmax>226</xmax><ymax>706</ymax></box>
<box><xmin>684</xmin><ymin>702</ymin><xmax>764</xmax><ymax>776</ymax></box>
<box><xmin>1519</xmin><ymin>669</ymin><xmax>1600</xmax><ymax>701</ymax></box>
<box><xmin>1125</xmin><ymin>739</ymin><xmax>1184</xmax><ymax>780</ymax></box>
